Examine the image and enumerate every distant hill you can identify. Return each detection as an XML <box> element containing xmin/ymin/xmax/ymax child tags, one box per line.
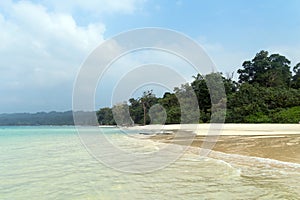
<box><xmin>0</xmin><ymin>111</ymin><xmax>98</xmax><ymax>126</ymax></box>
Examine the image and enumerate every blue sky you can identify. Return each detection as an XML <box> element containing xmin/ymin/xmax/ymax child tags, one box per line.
<box><xmin>1</xmin><ymin>0</ymin><xmax>300</xmax><ymax>113</ymax></box>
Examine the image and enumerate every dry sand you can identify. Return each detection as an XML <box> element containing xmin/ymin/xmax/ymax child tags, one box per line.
<box><xmin>127</xmin><ymin>124</ymin><xmax>300</xmax><ymax>163</ymax></box>
<box><xmin>127</xmin><ymin>123</ymin><xmax>300</xmax><ymax>135</ymax></box>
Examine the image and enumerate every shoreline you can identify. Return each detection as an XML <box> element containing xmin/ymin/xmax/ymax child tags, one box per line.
<box><xmin>126</xmin><ymin>123</ymin><xmax>300</xmax><ymax>135</ymax></box>
<box><xmin>126</xmin><ymin>124</ymin><xmax>300</xmax><ymax>164</ymax></box>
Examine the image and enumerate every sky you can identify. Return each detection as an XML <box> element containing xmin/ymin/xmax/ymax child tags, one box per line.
<box><xmin>1</xmin><ymin>0</ymin><xmax>300</xmax><ymax>113</ymax></box>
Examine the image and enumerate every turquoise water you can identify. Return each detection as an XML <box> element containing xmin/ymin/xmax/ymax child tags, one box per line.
<box><xmin>0</xmin><ymin>126</ymin><xmax>299</xmax><ymax>199</ymax></box>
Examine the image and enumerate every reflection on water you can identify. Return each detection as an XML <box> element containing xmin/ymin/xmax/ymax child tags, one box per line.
<box><xmin>0</xmin><ymin>127</ymin><xmax>299</xmax><ymax>199</ymax></box>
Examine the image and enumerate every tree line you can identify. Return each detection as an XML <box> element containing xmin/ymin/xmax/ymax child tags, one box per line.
<box><xmin>97</xmin><ymin>50</ymin><xmax>300</xmax><ymax>125</ymax></box>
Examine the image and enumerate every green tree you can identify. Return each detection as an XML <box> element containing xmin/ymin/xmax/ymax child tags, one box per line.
<box><xmin>97</xmin><ymin>107</ymin><xmax>115</xmax><ymax>125</ymax></box>
<box><xmin>128</xmin><ymin>98</ymin><xmax>143</xmax><ymax>124</ymax></box>
<box><xmin>237</xmin><ymin>50</ymin><xmax>291</xmax><ymax>88</ymax></box>
<box><xmin>158</xmin><ymin>92</ymin><xmax>180</xmax><ymax>124</ymax></box>
<box><xmin>226</xmin><ymin>83</ymin><xmax>268</xmax><ymax>122</ymax></box>
<box><xmin>148</xmin><ymin>104</ymin><xmax>167</xmax><ymax>124</ymax></box>
<box><xmin>191</xmin><ymin>74</ymin><xmax>211</xmax><ymax>114</ymax></box>
<box><xmin>223</xmin><ymin>72</ymin><xmax>238</xmax><ymax>95</ymax></box>
<box><xmin>292</xmin><ymin>63</ymin><xmax>300</xmax><ymax>89</ymax></box>
<box><xmin>191</xmin><ymin>72</ymin><xmax>230</xmax><ymax>122</ymax></box>
<box><xmin>95</xmin><ymin>50</ymin><xmax>300</xmax><ymax>124</ymax></box>
<box><xmin>138</xmin><ymin>90</ymin><xmax>158</xmax><ymax>125</ymax></box>
<box><xmin>272</xmin><ymin>106</ymin><xmax>300</xmax><ymax>123</ymax></box>
<box><xmin>174</xmin><ymin>83</ymin><xmax>200</xmax><ymax>124</ymax></box>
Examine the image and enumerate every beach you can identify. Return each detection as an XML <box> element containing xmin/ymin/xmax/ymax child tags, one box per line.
<box><xmin>127</xmin><ymin>124</ymin><xmax>300</xmax><ymax>164</ymax></box>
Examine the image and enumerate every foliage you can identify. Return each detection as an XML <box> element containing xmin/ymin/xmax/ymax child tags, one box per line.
<box><xmin>148</xmin><ymin>104</ymin><xmax>167</xmax><ymax>124</ymax></box>
<box><xmin>97</xmin><ymin>107</ymin><xmax>115</xmax><ymax>125</ymax></box>
<box><xmin>237</xmin><ymin>50</ymin><xmax>291</xmax><ymax>88</ymax></box>
<box><xmin>244</xmin><ymin>112</ymin><xmax>272</xmax><ymax>123</ymax></box>
<box><xmin>158</xmin><ymin>92</ymin><xmax>180</xmax><ymax>124</ymax></box>
<box><xmin>272</xmin><ymin>106</ymin><xmax>300</xmax><ymax>123</ymax></box>
<box><xmin>96</xmin><ymin>50</ymin><xmax>299</xmax><ymax>125</ymax></box>
<box><xmin>139</xmin><ymin>90</ymin><xmax>158</xmax><ymax>125</ymax></box>
<box><xmin>292</xmin><ymin>63</ymin><xmax>300</xmax><ymax>89</ymax></box>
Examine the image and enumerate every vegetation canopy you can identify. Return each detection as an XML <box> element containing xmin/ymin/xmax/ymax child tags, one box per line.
<box><xmin>97</xmin><ymin>50</ymin><xmax>300</xmax><ymax>125</ymax></box>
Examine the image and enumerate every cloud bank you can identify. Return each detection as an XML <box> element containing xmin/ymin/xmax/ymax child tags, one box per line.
<box><xmin>0</xmin><ymin>0</ymin><xmax>144</xmax><ymax>113</ymax></box>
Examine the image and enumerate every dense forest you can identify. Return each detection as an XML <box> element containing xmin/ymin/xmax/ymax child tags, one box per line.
<box><xmin>97</xmin><ymin>50</ymin><xmax>300</xmax><ymax>125</ymax></box>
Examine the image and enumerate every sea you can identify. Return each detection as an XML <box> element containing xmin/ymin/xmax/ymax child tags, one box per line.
<box><xmin>0</xmin><ymin>126</ymin><xmax>299</xmax><ymax>200</ymax></box>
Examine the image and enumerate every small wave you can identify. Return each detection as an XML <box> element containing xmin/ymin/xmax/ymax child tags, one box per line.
<box><xmin>181</xmin><ymin>155</ymin><xmax>242</xmax><ymax>177</ymax></box>
<box><xmin>184</xmin><ymin>145</ymin><xmax>300</xmax><ymax>172</ymax></box>
<box><xmin>210</xmin><ymin>150</ymin><xmax>300</xmax><ymax>170</ymax></box>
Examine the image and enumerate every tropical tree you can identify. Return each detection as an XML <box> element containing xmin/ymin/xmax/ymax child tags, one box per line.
<box><xmin>158</xmin><ymin>92</ymin><xmax>180</xmax><ymax>124</ymax></box>
<box><xmin>139</xmin><ymin>90</ymin><xmax>158</xmax><ymax>125</ymax></box>
<box><xmin>191</xmin><ymin>74</ymin><xmax>211</xmax><ymax>114</ymax></box>
<box><xmin>292</xmin><ymin>63</ymin><xmax>300</xmax><ymax>89</ymax></box>
<box><xmin>97</xmin><ymin>107</ymin><xmax>115</xmax><ymax>125</ymax></box>
<box><xmin>174</xmin><ymin>83</ymin><xmax>200</xmax><ymax>124</ymax></box>
<box><xmin>237</xmin><ymin>50</ymin><xmax>291</xmax><ymax>88</ymax></box>
<box><xmin>128</xmin><ymin>98</ymin><xmax>143</xmax><ymax>124</ymax></box>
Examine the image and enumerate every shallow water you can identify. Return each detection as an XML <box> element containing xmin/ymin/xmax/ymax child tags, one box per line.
<box><xmin>0</xmin><ymin>127</ymin><xmax>299</xmax><ymax>199</ymax></box>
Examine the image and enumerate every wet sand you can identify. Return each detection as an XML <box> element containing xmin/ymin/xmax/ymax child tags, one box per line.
<box><xmin>150</xmin><ymin>134</ymin><xmax>300</xmax><ymax>164</ymax></box>
<box><xmin>128</xmin><ymin>124</ymin><xmax>300</xmax><ymax>164</ymax></box>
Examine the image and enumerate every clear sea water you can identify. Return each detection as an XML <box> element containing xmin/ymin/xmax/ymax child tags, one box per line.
<box><xmin>0</xmin><ymin>126</ymin><xmax>299</xmax><ymax>200</ymax></box>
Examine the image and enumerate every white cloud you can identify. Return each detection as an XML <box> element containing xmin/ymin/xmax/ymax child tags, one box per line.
<box><xmin>0</xmin><ymin>0</ymin><xmax>145</xmax><ymax>112</ymax></box>
<box><xmin>1</xmin><ymin>1</ymin><xmax>105</xmax><ymax>87</ymax></box>
<box><xmin>42</xmin><ymin>0</ymin><xmax>145</xmax><ymax>15</ymax></box>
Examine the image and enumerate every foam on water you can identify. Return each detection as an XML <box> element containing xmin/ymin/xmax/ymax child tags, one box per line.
<box><xmin>210</xmin><ymin>149</ymin><xmax>300</xmax><ymax>170</ymax></box>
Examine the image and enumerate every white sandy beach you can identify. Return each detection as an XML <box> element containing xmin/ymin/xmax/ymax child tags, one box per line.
<box><xmin>127</xmin><ymin>123</ymin><xmax>300</xmax><ymax>135</ymax></box>
<box><xmin>125</xmin><ymin>124</ymin><xmax>300</xmax><ymax>164</ymax></box>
